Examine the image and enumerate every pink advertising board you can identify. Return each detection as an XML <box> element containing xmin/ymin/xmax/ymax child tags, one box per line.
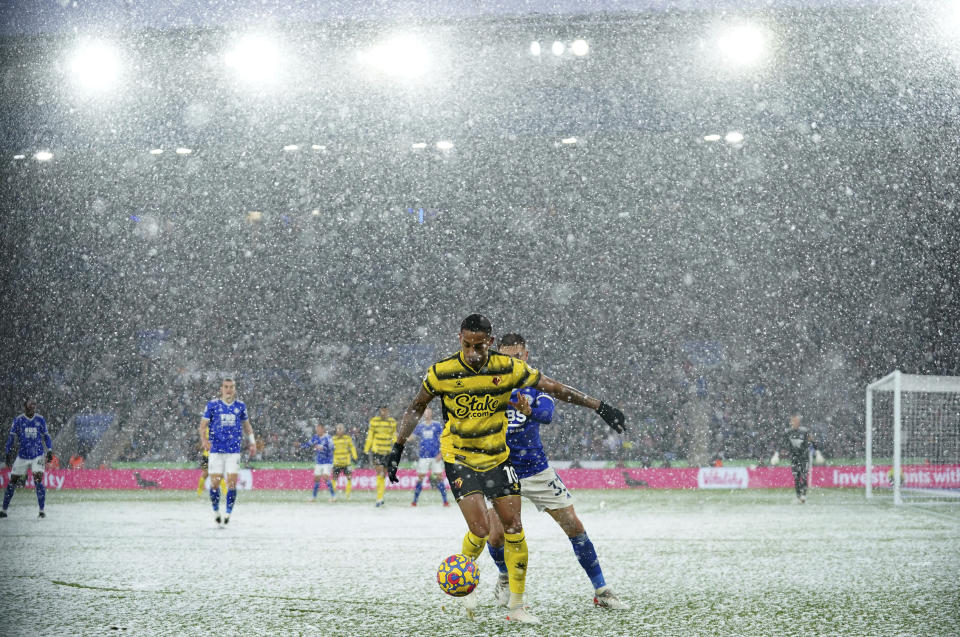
<box><xmin>2</xmin><ymin>464</ymin><xmax>957</xmax><ymax>491</ymax></box>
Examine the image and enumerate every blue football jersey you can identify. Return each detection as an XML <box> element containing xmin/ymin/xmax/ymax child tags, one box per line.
<box><xmin>505</xmin><ymin>387</ymin><xmax>555</xmax><ymax>479</ymax></box>
<box><xmin>203</xmin><ymin>399</ymin><xmax>248</xmax><ymax>454</ymax></box>
<box><xmin>5</xmin><ymin>414</ymin><xmax>51</xmax><ymax>460</ymax></box>
<box><xmin>412</xmin><ymin>420</ymin><xmax>444</xmax><ymax>459</ymax></box>
<box><xmin>304</xmin><ymin>433</ymin><xmax>334</xmax><ymax>465</ymax></box>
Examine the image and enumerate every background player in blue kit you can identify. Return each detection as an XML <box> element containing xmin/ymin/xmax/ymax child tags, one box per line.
<box><xmin>485</xmin><ymin>334</ymin><xmax>628</xmax><ymax>610</ymax></box>
<box><xmin>409</xmin><ymin>407</ymin><xmax>449</xmax><ymax>507</ymax></box>
<box><xmin>198</xmin><ymin>379</ymin><xmax>256</xmax><ymax>526</ymax></box>
<box><xmin>2</xmin><ymin>397</ymin><xmax>54</xmax><ymax>519</ymax></box>
<box><xmin>302</xmin><ymin>423</ymin><xmax>336</xmax><ymax>502</ymax></box>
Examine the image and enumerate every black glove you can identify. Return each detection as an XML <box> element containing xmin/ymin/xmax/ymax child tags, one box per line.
<box><xmin>385</xmin><ymin>442</ymin><xmax>404</xmax><ymax>483</ymax></box>
<box><xmin>46</xmin><ymin>450</ymin><xmax>54</xmax><ymax>463</ymax></box>
<box><xmin>596</xmin><ymin>402</ymin><xmax>626</xmax><ymax>433</ymax></box>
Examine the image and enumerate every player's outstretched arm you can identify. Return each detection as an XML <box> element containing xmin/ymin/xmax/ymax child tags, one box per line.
<box><xmin>536</xmin><ymin>375</ymin><xmax>626</xmax><ymax>433</ymax></box>
<box><xmin>198</xmin><ymin>418</ymin><xmax>211</xmax><ymax>451</ymax></box>
<box><xmin>385</xmin><ymin>387</ymin><xmax>434</xmax><ymax>483</ymax></box>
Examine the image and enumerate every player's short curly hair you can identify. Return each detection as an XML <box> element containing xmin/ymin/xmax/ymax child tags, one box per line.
<box><xmin>460</xmin><ymin>314</ymin><xmax>492</xmax><ymax>334</ymax></box>
<box><xmin>498</xmin><ymin>333</ymin><xmax>525</xmax><ymax>348</ymax></box>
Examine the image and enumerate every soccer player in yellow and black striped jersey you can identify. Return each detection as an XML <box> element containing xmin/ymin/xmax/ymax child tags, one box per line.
<box><xmin>332</xmin><ymin>423</ymin><xmax>359</xmax><ymax>500</ymax></box>
<box><xmin>385</xmin><ymin>314</ymin><xmax>627</xmax><ymax>625</ymax></box>
<box><xmin>364</xmin><ymin>406</ymin><xmax>397</xmax><ymax>507</ymax></box>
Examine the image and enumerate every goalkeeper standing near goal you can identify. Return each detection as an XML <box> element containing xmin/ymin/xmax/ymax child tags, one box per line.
<box><xmin>776</xmin><ymin>413</ymin><xmax>815</xmax><ymax>503</ymax></box>
<box><xmin>384</xmin><ymin>314</ymin><xmax>627</xmax><ymax>625</ymax></box>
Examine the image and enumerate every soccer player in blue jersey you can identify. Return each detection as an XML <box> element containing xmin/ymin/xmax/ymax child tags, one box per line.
<box><xmin>198</xmin><ymin>379</ymin><xmax>256</xmax><ymax>526</ymax></box>
<box><xmin>485</xmin><ymin>334</ymin><xmax>629</xmax><ymax>610</ymax></box>
<box><xmin>2</xmin><ymin>397</ymin><xmax>54</xmax><ymax>519</ymax></box>
<box><xmin>302</xmin><ymin>423</ymin><xmax>336</xmax><ymax>502</ymax></box>
<box><xmin>409</xmin><ymin>407</ymin><xmax>449</xmax><ymax>507</ymax></box>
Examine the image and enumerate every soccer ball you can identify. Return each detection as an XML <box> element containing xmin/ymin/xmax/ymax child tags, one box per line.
<box><xmin>436</xmin><ymin>554</ymin><xmax>479</xmax><ymax>597</ymax></box>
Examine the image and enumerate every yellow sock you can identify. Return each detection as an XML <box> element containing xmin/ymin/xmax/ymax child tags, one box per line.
<box><xmin>376</xmin><ymin>475</ymin><xmax>385</xmax><ymax>501</ymax></box>
<box><xmin>503</xmin><ymin>530</ymin><xmax>528</xmax><ymax>596</ymax></box>
<box><xmin>461</xmin><ymin>530</ymin><xmax>487</xmax><ymax>560</ymax></box>
<box><xmin>346</xmin><ymin>480</ymin><xmax>352</xmax><ymax>498</ymax></box>
<box><xmin>197</xmin><ymin>475</ymin><xmax>205</xmax><ymax>495</ymax></box>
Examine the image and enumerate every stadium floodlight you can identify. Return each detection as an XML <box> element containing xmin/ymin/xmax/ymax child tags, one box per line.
<box><xmin>560</xmin><ymin>137</ymin><xmax>577</xmax><ymax>145</ymax></box>
<box><xmin>724</xmin><ymin>131</ymin><xmax>744</xmax><ymax>144</ymax></box>
<box><xmin>34</xmin><ymin>151</ymin><xmax>54</xmax><ymax>161</ymax></box>
<box><xmin>311</xmin><ymin>209</ymin><xmax>321</xmax><ymax>216</ymax></box>
<box><xmin>149</xmin><ymin>148</ymin><xmax>163</xmax><ymax>155</ymax></box>
<box><xmin>703</xmin><ymin>134</ymin><xmax>722</xmax><ymax>142</ymax></box>
<box><xmin>530</xmin><ymin>41</ymin><xmax>541</xmax><ymax>56</ymax></box>
<box><xmin>435</xmin><ymin>140</ymin><xmax>453</xmax><ymax>150</ymax></box>
<box><xmin>13</xmin><ymin>154</ymin><xmax>26</xmax><ymax>160</ymax></box>
<box><xmin>175</xmin><ymin>147</ymin><xmax>192</xmax><ymax>155</ymax></box>
<box><xmin>551</xmin><ymin>41</ymin><xmax>565</xmax><ymax>56</ymax></box>
<box><xmin>360</xmin><ymin>35</ymin><xmax>429</xmax><ymax>79</ymax></box>
<box><xmin>411</xmin><ymin>142</ymin><xmax>428</xmax><ymax>149</ymax></box>
<box><xmin>224</xmin><ymin>34</ymin><xmax>283</xmax><ymax>86</ymax></box>
<box><xmin>311</xmin><ymin>144</ymin><xmax>325</xmax><ymax>151</ymax></box>
<box><xmin>69</xmin><ymin>40</ymin><xmax>121</xmax><ymax>92</ymax></box>
<box><xmin>283</xmin><ymin>144</ymin><xmax>299</xmax><ymax>152</ymax></box>
<box><xmin>571</xmin><ymin>39</ymin><xmax>589</xmax><ymax>56</ymax></box>
<box><xmin>716</xmin><ymin>24</ymin><xmax>767</xmax><ymax>66</ymax></box>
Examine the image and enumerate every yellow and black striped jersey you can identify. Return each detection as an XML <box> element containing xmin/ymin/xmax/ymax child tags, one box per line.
<box><xmin>423</xmin><ymin>351</ymin><xmax>541</xmax><ymax>471</ymax></box>
<box><xmin>364</xmin><ymin>417</ymin><xmax>397</xmax><ymax>455</ymax></box>
<box><xmin>333</xmin><ymin>434</ymin><xmax>358</xmax><ymax>466</ymax></box>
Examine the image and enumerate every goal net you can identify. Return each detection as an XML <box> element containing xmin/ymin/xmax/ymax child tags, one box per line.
<box><xmin>866</xmin><ymin>371</ymin><xmax>960</xmax><ymax>504</ymax></box>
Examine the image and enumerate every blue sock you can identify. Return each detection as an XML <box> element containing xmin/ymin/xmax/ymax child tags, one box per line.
<box><xmin>327</xmin><ymin>480</ymin><xmax>335</xmax><ymax>497</ymax></box>
<box><xmin>36</xmin><ymin>481</ymin><xmax>45</xmax><ymax>510</ymax></box>
<box><xmin>226</xmin><ymin>489</ymin><xmax>236</xmax><ymax>514</ymax></box>
<box><xmin>210</xmin><ymin>487</ymin><xmax>220</xmax><ymax>512</ymax></box>
<box><xmin>570</xmin><ymin>532</ymin><xmax>606</xmax><ymax>589</ymax></box>
<box><xmin>2</xmin><ymin>481</ymin><xmax>15</xmax><ymax>510</ymax></box>
<box><xmin>437</xmin><ymin>479</ymin><xmax>448</xmax><ymax>504</ymax></box>
<box><xmin>312</xmin><ymin>482</ymin><xmax>320</xmax><ymax>499</ymax></box>
<box><xmin>413</xmin><ymin>480</ymin><xmax>423</xmax><ymax>503</ymax></box>
<box><xmin>487</xmin><ymin>543</ymin><xmax>509</xmax><ymax>574</ymax></box>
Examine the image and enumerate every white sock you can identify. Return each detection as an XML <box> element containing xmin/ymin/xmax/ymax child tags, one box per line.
<box><xmin>595</xmin><ymin>584</ymin><xmax>610</xmax><ymax>595</ymax></box>
<box><xmin>508</xmin><ymin>592</ymin><xmax>523</xmax><ymax>609</ymax></box>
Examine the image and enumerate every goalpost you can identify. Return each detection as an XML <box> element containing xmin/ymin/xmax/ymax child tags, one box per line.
<box><xmin>865</xmin><ymin>371</ymin><xmax>960</xmax><ymax>504</ymax></box>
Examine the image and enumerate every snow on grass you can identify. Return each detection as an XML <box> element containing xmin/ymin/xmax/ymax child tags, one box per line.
<box><xmin>1</xmin><ymin>488</ymin><xmax>957</xmax><ymax>636</ymax></box>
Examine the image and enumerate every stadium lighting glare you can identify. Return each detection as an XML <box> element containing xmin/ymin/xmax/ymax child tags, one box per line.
<box><xmin>70</xmin><ymin>40</ymin><xmax>121</xmax><ymax>92</ymax></box>
<box><xmin>716</xmin><ymin>24</ymin><xmax>767</xmax><ymax>66</ymax></box>
<box><xmin>411</xmin><ymin>142</ymin><xmax>428</xmax><ymax>149</ymax></box>
<box><xmin>725</xmin><ymin>131</ymin><xmax>745</xmax><ymax>144</ymax></box>
<box><xmin>361</xmin><ymin>35</ymin><xmax>429</xmax><ymax>79</ymax></box>
<box><xmin>34</xmin><ymin>151</ymin><xmax>53</xmax><ymax>162</ymax></box>
<box><xmin>435</xmin><ymin>140</ymin><xmax>454</xmax><ymax>150</ymax></box>
<box><xmin>175</xmin><ymin>147</ymin><xmax>192</xmax><ymax>155</ymax></box>
<box><xmin>283</xmin><ymin>144</ymin><xmax>299</xmax><ymax>152</ymax></box>
<box><xmin>149</xmin><ymin>148</ymin><xmax>164</xmax><ymax>155</ymax></box>
<box><xmin>560</xmin><ymin>137</ymin><xmax>578</xmax><ymax>145</ymax></box>
<box><xmin>530</xmin><ymin>41</ymin><xmax>541</xmax><ymax>56</ymax></box>
<box><xmin>551</xmin><ymin>41</ymin><xmax>565</xmax><ymax>56</ymax></box>
<box><xmin>13</xmin><ymin>154</ymin><xmax>26</xmax><ymax>160</ymax></box>
<box><xmin>571</xmin><ymin>39</ymin><xmax>589</xmax><ymax>56</ymax></box>
<box><xmin>224</xmin><ymin>34</ymin><xmax>283</xmax><ymax>85</ymax></box>
<box><xmin>311</xmin><ymin>144</ymin><xmax>325</xmax><ymax>151</ymax></box>
<box><xmin>311</xmin><ymin>209</ymin><xmax>321</xmax><ymax>216</ymax></box>
<box><xmin>703</xmin><ymin>134</ymin><xmax>722</xmax><ymax>142</ymax></box>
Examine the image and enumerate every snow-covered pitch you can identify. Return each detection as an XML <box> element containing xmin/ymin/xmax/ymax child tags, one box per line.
<box><xmin>1</xmin><ymin>489</ymin><xmax>957</xmax><ymax>636</ymax></box>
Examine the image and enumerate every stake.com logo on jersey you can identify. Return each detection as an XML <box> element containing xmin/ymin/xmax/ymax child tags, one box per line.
<box><xmin>451</xmin><ymin>394</ymin><xmax>500</xmax><ymax>418</ymax></box>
